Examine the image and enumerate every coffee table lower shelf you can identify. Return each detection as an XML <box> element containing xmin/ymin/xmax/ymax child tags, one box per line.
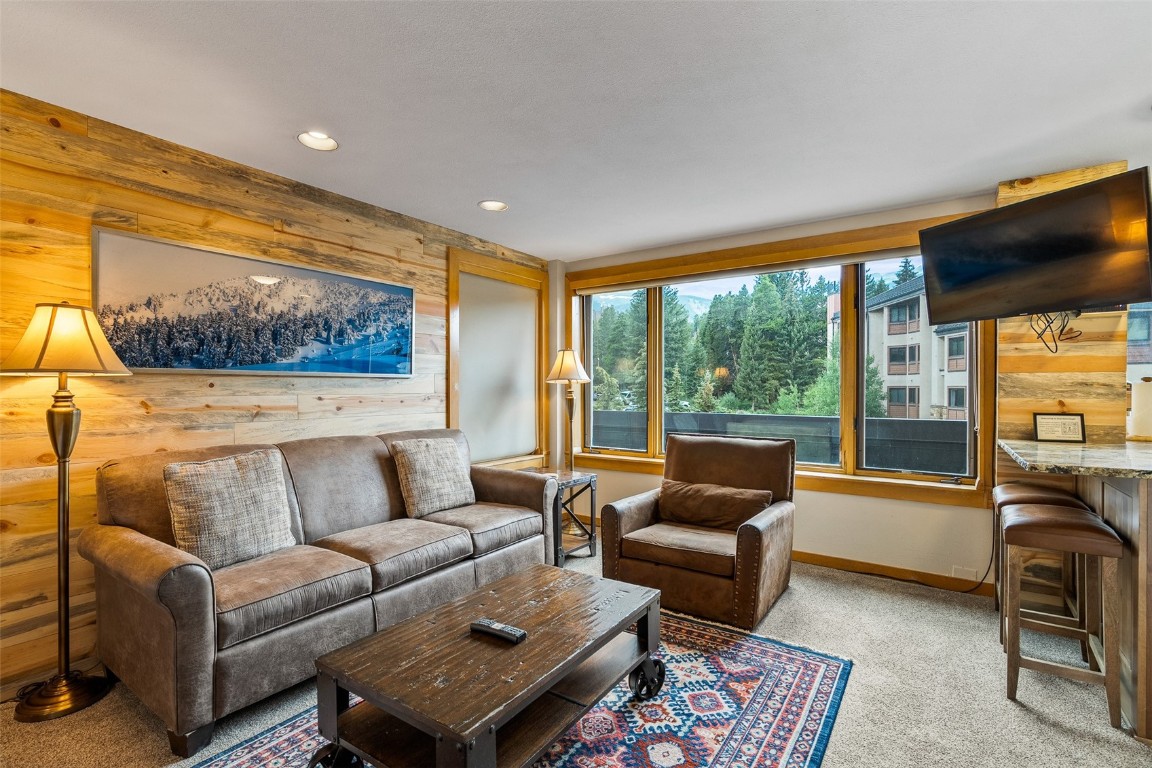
<box><xmin>334</xmin><ymin>633</ymin><xmax>646</xmax><ymax>768</ymax></box>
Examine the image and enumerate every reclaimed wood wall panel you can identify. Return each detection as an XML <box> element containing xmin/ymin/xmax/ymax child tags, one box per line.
<box><xmin>0</xmin><ymin>89</ymin><xmax>545</xmax><ymax>700</ymax></box>
<box><xmin>994</xmin><ymin>163</ymin><xmax>1130</xmax><ymax>452</ymax></box>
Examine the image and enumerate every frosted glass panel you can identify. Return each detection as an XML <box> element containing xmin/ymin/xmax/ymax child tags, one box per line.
<box><xmin>458</xmin><ymin>272</ymin><xmax>538</xmax><ymax>461</ymax></box>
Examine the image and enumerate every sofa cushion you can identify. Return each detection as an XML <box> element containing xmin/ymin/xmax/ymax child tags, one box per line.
<box><xmin>659</xmin><ymin>479</ymin><xmax>773</xmax><ymax>530</ymax></box>
<box><xmin>313</xmin><ymin>518</ymin><xmax>474</xmax><ymax>591</ymax></box>
<box><xmin>277</xmin><ymin>435</ymin><xmax>401</xmax><ymax>542</ymax></box>
<box><xmin>213</xmin><ymin>545</ymin><xmax>371</xmax><ymax>649</ymax></box>
<box><xmin>392</xmin><ymin>438</ymin><xmax>476</xmax><ymax>518</ymax></box>
<box><xmin>423</xmin><ymin>503</ymin><xmax>542</xmax><ymax>557</ymax></box>
<box><xmin>164</xmin><ymin>448</ymin><xmax>296</xmax><ymax>570</ymax></box>
<box><xmin>622</xmin><ymin>522</ymin><xmax>737</xmax><ymax>577</ymax></box>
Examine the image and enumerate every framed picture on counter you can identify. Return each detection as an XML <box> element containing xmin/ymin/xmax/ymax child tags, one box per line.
<box><xmin>1032</xmin><ymin>412</ymin><xmax>1086</xmax><ymax>443</ymax></box>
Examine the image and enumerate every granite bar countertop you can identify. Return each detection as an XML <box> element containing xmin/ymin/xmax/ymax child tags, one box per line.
<box><xmin>998</xmin><ymin>439</ymin><xmax>1152</xmax><ymax>479</ymax></box>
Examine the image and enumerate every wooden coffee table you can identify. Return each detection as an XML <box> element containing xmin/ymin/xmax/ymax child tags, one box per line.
<box><xmin>310</xmin><ymin>564</ymin><xmax>663</xmax><ymax>768</ymax></box>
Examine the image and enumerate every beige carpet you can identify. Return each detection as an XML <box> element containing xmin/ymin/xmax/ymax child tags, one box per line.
<box><xmin>1</xmin><ymin>556</ymin><xmax>1148</xmax><ymax>767</ymax></box>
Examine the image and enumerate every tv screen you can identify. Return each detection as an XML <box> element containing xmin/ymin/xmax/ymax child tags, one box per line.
<box><xmin>919</xmin><ymin>166</ymin><xmax>1152</xmax><ymax>325</ymax></box>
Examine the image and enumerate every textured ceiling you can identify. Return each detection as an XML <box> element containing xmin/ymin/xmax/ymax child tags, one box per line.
<box><xmin>2</xmin><ymin>1</ymin><xmax>1150</xmax><ymax>262</ymax></box>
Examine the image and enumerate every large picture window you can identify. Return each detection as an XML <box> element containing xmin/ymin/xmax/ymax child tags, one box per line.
<box><xmin>569</xmin><ymin>216</ymin><xmax>992</xmax><ymax>503</ymax></box>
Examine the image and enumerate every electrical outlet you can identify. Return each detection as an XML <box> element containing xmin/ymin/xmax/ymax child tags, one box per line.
<box><xmin>952</xmin><ymin>566</ymin><xmax>979</xmax><ymax>581</ymax></box>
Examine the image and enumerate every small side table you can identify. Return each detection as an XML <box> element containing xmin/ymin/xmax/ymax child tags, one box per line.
<box><xmin>522</xmin><ymin>469</ymin><xmax>597</xmax><ymax>566</ymax></box>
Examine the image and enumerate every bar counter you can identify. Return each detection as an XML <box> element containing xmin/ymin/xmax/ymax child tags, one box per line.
<box><xmin>999</xmin><ymin>439</ymin><xmax>1152</xmax><ymax>744</ymax></box>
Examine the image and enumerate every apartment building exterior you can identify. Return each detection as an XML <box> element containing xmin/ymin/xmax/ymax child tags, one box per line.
<box><xmin>865</xmin><ymin>276</ymin><xmax>972</xmax><ymax>421</ymax></box>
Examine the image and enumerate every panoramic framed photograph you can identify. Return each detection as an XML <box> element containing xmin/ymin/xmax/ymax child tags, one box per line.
<box><xmin>93</xmin><ymin>229</ymin><xmax>414</xmax><ymax>376</ymax></box>
<box><xmin>1032</xmin><ymin>412</ymin><xmax>1086</xmax><ymax>443</ymax></box>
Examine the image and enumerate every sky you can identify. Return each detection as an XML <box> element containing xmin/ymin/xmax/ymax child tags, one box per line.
<box><xmin>673</xmin><ymin>257</ymin><xmax>916</xmax><ymax>300</ymax></box>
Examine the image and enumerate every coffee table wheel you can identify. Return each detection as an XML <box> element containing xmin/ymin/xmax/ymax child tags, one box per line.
<box><xmin>308</xmin><ymin>744</ymin><xmax>363</xmax><ymax>768</ymax></box>
<box><xmin>629</xmin><ymin>658</ymin><xmax>666</xmax><ymax>700</ymax></box>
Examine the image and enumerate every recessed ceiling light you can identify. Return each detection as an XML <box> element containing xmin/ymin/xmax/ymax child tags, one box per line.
<box><xmin>297</xmin><ymin>131</ymin><xmax>339</xmax><ymax>151</ymax></box>
<box><xmin>249</xmin><ymin>275</ymin><xmax>281</xmax><ymax>285</ymax></box>
<box><xmin>478</xmin><ymin>200</ymin><xmax>508</xmax><ymax>212</ymax></box>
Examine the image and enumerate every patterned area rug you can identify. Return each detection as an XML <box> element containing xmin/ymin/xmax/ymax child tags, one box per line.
<box><xmin>194</xmin><ymin>614</ymin><xmax>851</xmax><ymax>768</ymax></box>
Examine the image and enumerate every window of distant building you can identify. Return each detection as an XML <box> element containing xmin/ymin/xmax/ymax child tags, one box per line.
<box><xmin>947</xmin><ymin>335</ymin><xmax>967</xmax><ymax>371</ymax></box>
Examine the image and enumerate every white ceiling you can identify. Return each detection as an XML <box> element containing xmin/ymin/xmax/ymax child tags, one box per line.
<box><xmin>2</xmin><ymin>1</ymin><xmax>1150</xmax><ymax>262</ymax></box>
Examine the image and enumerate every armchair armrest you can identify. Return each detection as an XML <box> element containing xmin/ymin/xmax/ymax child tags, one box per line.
<box><xmin>734</xmin><ymin>500</ymin><xmax>796</xmax><ymax>628</ymax></box>
<box><xmin>77</xmin><ymin>524</ymin><xmax>216</xmax><ymax>735</ymax></box>
<box><xmin>470</xmin><ymin>466</ymin><xmax>558</xmax><ymax>564</ymax></box>
<box><xmin>601</xmin><ymin>488</ymin><xmax>660</xmax><ymax>579</ymax></box>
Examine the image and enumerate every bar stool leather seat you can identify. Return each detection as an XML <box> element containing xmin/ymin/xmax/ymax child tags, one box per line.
<box><xmin>993</xmin><ymin>483</ymin><xmax>1091</xmax><ymax>512</ymax></box>
<box><xmin>1002</xmin><ymin>504</ymin><xmax>1123</xmax><ymax>557</ymax></box>
<box><xmin>1001</xmin><ymin>502</ymin><xmax>1123</xmax><ymax>728</ymax></box>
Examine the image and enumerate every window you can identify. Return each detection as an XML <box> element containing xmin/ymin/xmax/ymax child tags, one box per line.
<box><xmin>948</xmin><ymin>387</ymin><xmax>967</xmax><ymax>413</ymax></box>
<box><xmin>658</xmin><ymin>270</ymin><xmax>840</xmax><ymax>465</ymax></box>
<box><xmin>860</xmin><ymin>255</ymin><xmax>976</xmax><ymax>476</ymax></box>
<box><xmin>885</xmin><ymin>386</ymin><xmax>920</xmax><ymax>419</ymax></box>
<box><xmin>888</xmin><ymin>346</ymin><xmax>907</xmax><ymax>374</ymax></box>
<box><xmin>587</xmin><ymin>290</ymin><xmax>648</xmax><ymax>452</ymax></box>
<box><xmin>947</xmin><ymin>335</ymin><xmax>967</xmax><ymax>371</ymax></box>
<box><xmin>1130</xmin><ymin>314</ymin><xmax>1150</xmax><ymax>342</ymax></box>
<box><xmin>571</xmin><ymin>218</ymin><xmax>991</xmax><ymax>503</ymax></box>
<box><xmin>887</xmin><ymin>299</ymin><xmax>921</xmax><ymax>334</ymax></box>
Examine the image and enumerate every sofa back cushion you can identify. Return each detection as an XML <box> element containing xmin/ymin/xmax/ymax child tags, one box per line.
<box><xmin>96</xmin><ymin>443</ymin><xmax>300</xmax><ymax>546</ymax></box>
<box><xmin>278</xmin><ymin>435</ymin><xmax>402</xmax><ymax>542</ymax></box>
<box><xmin>391</xmin><ymin>438</ymin><xmax>476</xmax><ymax>518</ymax></box>
<box><xmin>659</xmin><ymin>479</ymin><xmax>774</xmax><ymax>530</ymax></box>
<box><xmin>164</xmin><ymin>449</ymin><xmax>297</xmax><ymax>570</ymax></box>
<box><xmin>664</xmin><ymin>433</ymin><xmax>796</xmax><ymax>501</ymax></box>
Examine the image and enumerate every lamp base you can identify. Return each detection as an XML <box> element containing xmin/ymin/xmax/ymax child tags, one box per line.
<box><xmin>13</xmin><ymin>670</ymin><xmax>112</xmax><ymax>722</ymax></box>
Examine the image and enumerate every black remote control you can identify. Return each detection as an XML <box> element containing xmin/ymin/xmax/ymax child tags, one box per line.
<box><xmin>470</xmin><ymin>617</ymin><xmax>528</xmax><ymax>644</ymax></box>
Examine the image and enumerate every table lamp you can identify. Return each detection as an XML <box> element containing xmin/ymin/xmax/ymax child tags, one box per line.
<box><xmin>546</xmin><ymin>349</ymin><xmax>590</xmax><ymax>472</ymax></box>
<box><xmin>1</xmin><ymin>302</ymin><xmax>131</xmax><ymax>721</ymax></box>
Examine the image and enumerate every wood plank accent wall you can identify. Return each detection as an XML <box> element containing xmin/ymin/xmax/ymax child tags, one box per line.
<box><xmin>995</xmin><ymin>162</ymin><xmax>1130</xmax><ymax>487</ymax></box>
<box><xmin>0</xmin><ymin>90</ymin><xmax>545</xmax><ymax>700</ymax></box>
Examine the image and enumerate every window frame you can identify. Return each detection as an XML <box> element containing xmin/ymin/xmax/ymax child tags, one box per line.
<box><xmin>565</xmin><ymin>214</ymin><xmax>996</xmax><ymax>508</ymax></box>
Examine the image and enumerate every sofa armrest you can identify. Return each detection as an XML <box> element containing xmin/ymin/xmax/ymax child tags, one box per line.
<box><xmin>470</xmin><ymin>466</ymin><xmax>559</xmax><ymax>564</ymax></box>
<box><xmin>734</xmin><ymin>500</ymin><xmax>795</xmax><ymax>628</ymax></box>
<box><xmin>601</xmin><ymin>488</ymin><xmax>660</xmax><ymax>580</ymax></box>
<box><xmin>77</xmin><ymin>524</ymin><xmax>217</xmax><ymax>735</ymax></box>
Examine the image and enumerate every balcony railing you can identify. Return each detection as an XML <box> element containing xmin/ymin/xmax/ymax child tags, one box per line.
<box><xmin>590</xmin><ymin>410</ymin><xmax>969</xmax><ymax>475</ymax></box>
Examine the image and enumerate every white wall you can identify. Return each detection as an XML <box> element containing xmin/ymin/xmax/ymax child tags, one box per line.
<box><xmin>557</xmin><ymin>193</ymin><xmax>998</xmax><ymax>581</ymax></box>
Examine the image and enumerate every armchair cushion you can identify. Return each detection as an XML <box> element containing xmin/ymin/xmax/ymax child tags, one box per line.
<box><xmin>164</xmin><ymin>449</ymin><xmax>296</xmax><ymax>570</ymax></box>
<box><xmin>659</xmin><ymin>480</ymin><xmax>773</xmax><ymax>530</ymax></box>
<box><xmin>213</xmin><ymin>545</ymin><xmax>371</xmax><ymax>649</ymax></box>
<box><xmin>622</xmin><ymin>522</ymin><xmax>737</xmax><ymax>577</ymax></box>
<box><xmin>313</xmin><ymin>518</ymin><xmax>474</xmax><ymax>591</ymax></box>
<box><xmin>424</xmin><ymin>503</ymin><xmax>543</xmax><ymax>556</ymax></box>
<box><xmin>392</xmin><ymin>438</ymin><xmax>476</xmax><ymax>518</ymax></box>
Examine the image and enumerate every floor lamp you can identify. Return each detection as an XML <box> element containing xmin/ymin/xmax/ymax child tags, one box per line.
<box><xmin>546</xmin><ymin>348</ymin><xmax>590</xmax><ymax>473</ymax></box>
<box><xmin>1</xmin><ymin>302</ymin><xmax>130</xmax><ymax>721</ymax></box>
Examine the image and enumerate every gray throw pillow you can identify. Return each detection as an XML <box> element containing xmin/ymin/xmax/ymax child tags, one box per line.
<box><xmin>164</xmin><ymin>448</ymin><xmax>296</xmax><ymax>570</ymax></box>
<box><xmin>392</xmin><ymin>438</ymin><xmax>476</xmax><ymax>518</ymax></box>
<box><xmin>660</xmin><ymin>479</ymin><xmax>773</xmax><ymax>530</ymax></box>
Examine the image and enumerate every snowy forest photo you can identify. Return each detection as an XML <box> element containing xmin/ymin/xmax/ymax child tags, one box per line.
<box><xmin>94</xmin><ymin>233</ymin><xmax>414</xmax><ymax>376</ymax></box>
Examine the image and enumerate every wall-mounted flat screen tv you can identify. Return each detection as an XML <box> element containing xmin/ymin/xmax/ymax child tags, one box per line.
<box><xmin>920</xmin><ymin>166</ymin><xmax>1151</xmax><ymax>325</ymax></box>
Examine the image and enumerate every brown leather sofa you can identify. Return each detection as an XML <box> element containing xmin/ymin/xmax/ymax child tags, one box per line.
<box><xmin>77</xmin><ymin>428</ymin><xmax>556</xmax><ymax>757</ymax></box>
<box><xmin>602</xmin><ymin>433</ymin><xmax>795</xmax><ymax>630</ymax></box>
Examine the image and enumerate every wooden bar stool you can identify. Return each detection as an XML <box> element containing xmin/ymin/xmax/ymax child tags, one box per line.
<box><xmin>1002</xmin><ymin>503</ymin><xmax>1123</xmax><ymax>728</ymax></box>
<box><xmin>992</xmin><ymin>483</ymin><xmax>1091</xmax><ymax>650</ymax></box>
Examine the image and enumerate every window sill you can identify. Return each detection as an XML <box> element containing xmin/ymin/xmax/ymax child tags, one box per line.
<box><xmin>575</xmin><ymin>453</ymin><xmax>990</xmax><ymax>507</ymax></box>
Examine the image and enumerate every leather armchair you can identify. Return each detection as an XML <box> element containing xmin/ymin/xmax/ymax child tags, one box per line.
<box><xmin>602</xmin><ymin>434</ymin><xmax>796</xmax><ymax>629</ymax></box>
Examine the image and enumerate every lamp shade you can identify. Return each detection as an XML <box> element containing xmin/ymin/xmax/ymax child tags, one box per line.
<box><xmin>546</xmin><ymin>349</ymin><xmax>590</xmax><ymax>384</ymax></box>
<box><xmin>0</xmin><ymin>302</ymin><xmax>130</xmax><ymax>376</ymax></box>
